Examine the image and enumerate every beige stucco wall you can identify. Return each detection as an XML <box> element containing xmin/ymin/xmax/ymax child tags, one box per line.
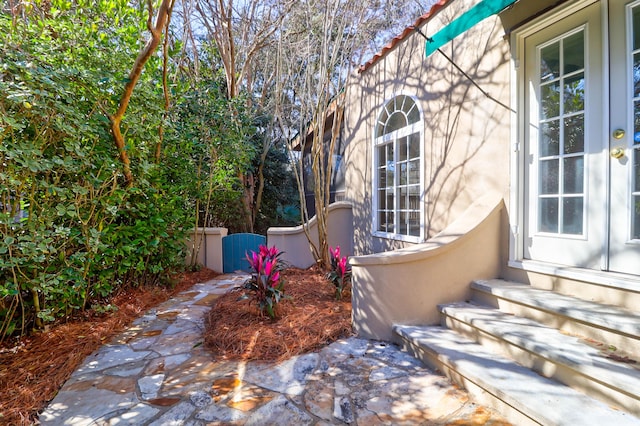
<box><xmin>351</xmin><ymin>194</ymin><xmax>505</xmax><ymax>341</ymax></box>
<box><xmin>343</xmin><ymin>0</ymin><xmax>512</xmax><ymax>256</ymax></box>
<box><xmin>267</xmin><ymin>202</ymin><xmax>354</xmax><ymax>269</ymax></box>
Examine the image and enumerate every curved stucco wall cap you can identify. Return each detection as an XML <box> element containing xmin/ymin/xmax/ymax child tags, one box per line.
<box><xmin>268</xmin><ymin>201</ymin><xmax>353</xmax><ymax>235</ymax></box>
<box><xmin>349</xmin><ymin>192</ymin><xmax>504</xmax><ymax>266</ymax></box>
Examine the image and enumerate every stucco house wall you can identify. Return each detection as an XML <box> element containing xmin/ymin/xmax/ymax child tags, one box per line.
<box><xmin>343</xmin><ymin>0</ymin><xmax>512</xmax><ymax>257</ymax></box>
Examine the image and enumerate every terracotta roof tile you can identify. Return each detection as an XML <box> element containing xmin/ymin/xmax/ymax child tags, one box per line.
<box><xmin>358</xmin><ymin>0</ymin><xmax>452</xmax><ymax>73</ymax></box>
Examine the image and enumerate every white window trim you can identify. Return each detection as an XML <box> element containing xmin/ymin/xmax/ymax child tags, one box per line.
<box><xmin>372</xmin><ymin>94</ymin><xmax>425</xmax><ymax>243</ymax></box>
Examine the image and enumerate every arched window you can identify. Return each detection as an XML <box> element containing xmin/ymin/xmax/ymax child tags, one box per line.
<box><xmin>373</xmin><ymin>95</ymin><xmax>423</xmax><ymax>241</ymax></box>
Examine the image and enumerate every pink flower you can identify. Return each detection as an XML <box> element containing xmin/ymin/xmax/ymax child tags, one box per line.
<box><xmin>270</xmin><ymin>271</ymin><xmax>280</xmax><ymax>287</ymax></box>
<box><xmin>330</xmin><ymin>246</ymin><xmax>341</xmax><ymax>260</ymax></box>
<box><xmin>264</xmin><ymin>259</ymin><xmax>276</xmax><ymax>276</ymax></box>
<box><xmin>338</xmin><ymin>256</ymin><xmax>347</xmax><ymax>277</ymax></box>
<box><xmin>258</xmin><ymin>245</ymin><xmax>280</xmax><ymax>261</ymax></box>
<box><xmin>246</xmin><ymin>251</ymin><xmax>261</xmax><ymax>272</ymax></box>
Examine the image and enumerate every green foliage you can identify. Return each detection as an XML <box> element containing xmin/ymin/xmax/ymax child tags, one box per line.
<box><xmin>0</xmin><ymin>1</ymin><xmax>299</xmax><ymax>340</ymax></box>
<box><xmin>0</xmin><ymin>1</ymin><xmax>190</xmax><ymax>340</ymax></box>
<box><xmin>253</xmin><ymin>139</ymin><xmax>301</xmax><ymax>235</ymax></box>
<box><xmin>170</xmin><ymin>69</ymin><xmax>257</xmax><ymax>232</ymax></box>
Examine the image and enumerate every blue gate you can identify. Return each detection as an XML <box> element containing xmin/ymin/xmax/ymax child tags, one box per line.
<box><xmin>222</xmin><ymin>233</ymin><xmax>266</xmax><ymax>273</ymax></box>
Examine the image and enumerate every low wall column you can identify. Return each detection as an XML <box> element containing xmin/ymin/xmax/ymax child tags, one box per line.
<box><xmin>203</xmin><ymin>227</ymin><xmax>227</xmax><ymax>273</ymax></box>
<box><xmin>186</xmin><ymin>227</ymin><xmax>228</xmax><ymax>273</ymax></box>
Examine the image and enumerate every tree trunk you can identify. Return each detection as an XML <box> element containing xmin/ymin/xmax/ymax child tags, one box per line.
<box><xmin>109</xmin><ymin>0</ymin><xmax>174</xmax><ymax>185</ymax></box>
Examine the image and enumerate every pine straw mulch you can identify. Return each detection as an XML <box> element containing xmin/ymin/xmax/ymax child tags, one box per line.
<box><xmin>0</xmin><ymin>267</ymin><xmax>220</xmax><ymax>426</ymax></box>
<box><xmin>204</xmin><ymin>266</ymin><xmax>353</xmax><ymax>363</ymax></box>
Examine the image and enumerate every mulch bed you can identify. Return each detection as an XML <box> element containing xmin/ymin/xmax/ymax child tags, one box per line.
<box><xmin>204</xmin><ymin>266</ymin><xmax>353</xmax><ymax>362</ymax></box>
<box><xmin>0</xmin><ymin>268</ymin><xmax>220</xmax><ymax>426</ymax></box>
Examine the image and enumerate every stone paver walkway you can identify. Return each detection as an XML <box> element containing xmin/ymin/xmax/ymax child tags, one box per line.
<box><xmin>40</xmin><ymin>273</ymin><xmax>509</xmax><ymax>425</ymax></box>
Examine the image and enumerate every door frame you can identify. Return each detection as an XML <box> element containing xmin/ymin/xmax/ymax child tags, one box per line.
<box><xmin>508</xmin><ymin>0</ymin><xmax>620</xmax><ymax>280</ymax></box>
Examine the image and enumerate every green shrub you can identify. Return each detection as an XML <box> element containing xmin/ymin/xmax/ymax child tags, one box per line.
<box><xmin>0</xmin><ymin>1</ymin><xmax>190</xmax><ymax>339</ymax></box>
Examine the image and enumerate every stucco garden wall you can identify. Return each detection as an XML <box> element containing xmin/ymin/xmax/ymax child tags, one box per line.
<box><xmin>267</xmin><ymin>202</ymin><xmax>354</xmax><ymax>269</ymax></box>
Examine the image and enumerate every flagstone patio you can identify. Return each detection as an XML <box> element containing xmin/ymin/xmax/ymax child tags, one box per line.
<box><xmin>39</xmin><ymin>273</ymin><xmax>509</xmax><ymax>425</ymax></box>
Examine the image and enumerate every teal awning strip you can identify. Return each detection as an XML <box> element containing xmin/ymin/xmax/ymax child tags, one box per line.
<box><xmin>425</xmin><ymin>0</ymin><xmax>516</xmax><ymax>56</ymax></box>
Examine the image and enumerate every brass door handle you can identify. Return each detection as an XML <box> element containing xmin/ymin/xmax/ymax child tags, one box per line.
<box><xmin>610</xmin><ymin>147</ymin><xmax>625</xmax><ymax>159</ymax></box>
<box><xmin>613</xmin><ymin>129</ymin><xmax>626</xmax><ymax>139</ymax></box>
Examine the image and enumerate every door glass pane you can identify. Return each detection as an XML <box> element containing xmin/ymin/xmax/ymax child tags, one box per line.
<box><xmin>540</xmin><ymin>42</ymin><xmax>560</xmax><ymax>81</ymax></box>
<box><xmin>386</xmin><ymin>168</ymin><xmax>394</xmax><ymax>187</ymax></box>
<box><xmin>564</xmin><ymin>114</ymin><xmax>584</xmax><ymax>153</ymax></box>
<box><xmin>564</xmin><ymin>156</ymin><xmax>584</xmax><ymax>194</ymax></box>
<box><xmin>386</xmin><ymin>143</ymin><xmax>394</xmax><ymax>164</ymax></box>
<box><xmin>377</xmin><ymin>146</ymin><xmax>386</xmax><ymax>168</ymax></box>
<box><xmin>378</xmin><ymin>170</ymin><xmax>386</xmax><ymax>188</ymax></box>
<box><xmin>634</xmin><ymin>148</ymin><xmax>640</xmax><ymax>239</ymax></box>
<box><xmin>540</xmin><ymin>159</ymin><xmax>559</xmax><ymax>194</ymax></box>
<box><xmin>540</xmin><ymin>121</ymin><xmax>560</xmax><ymax>156</ymax></box>
<box><xmin>539</xmin><ymin>198</ymin><xmax>559</xmax><ymax>232</ymax></box>
<box><xmin>564</xmin><ymin>72</ymin><xmax>585</xmax><ymax>114</ymax></box>
<box><xmin>634</xmin><ymin>6</ymin><xmax>640</xmax><ymax>50</ymax></box>
<box><xmin>541</xmin><ymin>81</ymin><xmax>560</xmax><ymax>118</ymax></box>
<box><xmin>634</xmin><ymin>195</ymin><xmax>640</xmax><ymax>240</ymax></box>
<box><xmin>564</xmin><ymin>31</ymin><xmax>584</xmax><ymax>72</ymax></box>
<box><xmin>634</xmin><ymin>52</ymin><xmax>640</xmax><ymax>98</ymax></box>
<box><xmin>632</xmin><ymin>8</ymin><xmax>640</xmax><ymax>241</ymax></box>
<box><xmin>635</xmin><ymin>101</ymin><xmax>640</xmax><ymax>137</ymax></box>
<box><xmin>635</xmin><ymin>147</ymin><xmax>640</xmax><ymax>192</ymax></box>
<box><xmin>562</xmin><ymin>197</ymin><xmax>584</xmax><ymax>234</ymax></box>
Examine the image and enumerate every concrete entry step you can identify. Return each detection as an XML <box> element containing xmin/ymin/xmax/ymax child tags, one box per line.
<box><xmin>439</xmin><ymin>302</ymin><xmax>640</xmax><ymax>417</ymax></box>
<box><xmin>394</xmin><ymin>325</ymin><xmax>640</xmax><ymax>426</ymax></box>
<box><xmin>471</xmin><ymin>279</ymin><xmax>640</xmax><ymax>356</ymax></box>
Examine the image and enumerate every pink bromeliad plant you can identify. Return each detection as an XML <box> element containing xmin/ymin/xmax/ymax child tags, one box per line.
<box><xmin>327</xmin><ymin>246</ymin><xmax>351</xmax><ymax>300</ymax></box>
<box><xmin>242</xmin><ymin>245</ymin><xmax>287</xmax><ymax>318</ymax></box>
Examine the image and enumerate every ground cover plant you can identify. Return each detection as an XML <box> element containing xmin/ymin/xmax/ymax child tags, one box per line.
<box><xmin>326</xmin><ymin>245</ymin><xmax>352</xmax><ymax>300</ymax></box>
<box><xmin>241</xmin><ymin>245</ymin><xmax>287</xmax><ymax>318</ymax></box>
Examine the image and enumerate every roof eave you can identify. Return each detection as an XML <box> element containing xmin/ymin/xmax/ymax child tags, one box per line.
<box><xmin>358</xmin><ymin>0</ymin><xmax>452</xmax><ymax>74</ymax></box>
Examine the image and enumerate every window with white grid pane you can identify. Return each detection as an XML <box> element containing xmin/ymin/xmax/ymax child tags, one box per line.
<box><xmin>373</xmin><ymin>95</ymin><xmax>424</xmax><ymax>242</ymax></box>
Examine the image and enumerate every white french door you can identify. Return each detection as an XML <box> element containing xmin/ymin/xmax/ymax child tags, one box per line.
<box><xmin>523</xmin><ymin>0</ymin><xmax>640</xmax><ymax>275</ymax></box>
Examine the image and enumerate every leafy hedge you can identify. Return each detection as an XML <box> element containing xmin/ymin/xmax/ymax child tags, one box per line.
<box><xmin>0</xmin><ymin>1</ymin><xmax>197</xmax><ymax>339</ymax></box>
